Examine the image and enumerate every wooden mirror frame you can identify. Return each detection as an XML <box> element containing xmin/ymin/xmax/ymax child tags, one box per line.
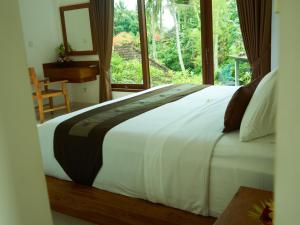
<box><xmin>60</xmin><ymin>3</ymin><xmax>97</xmax><ymax>56</ymax></box>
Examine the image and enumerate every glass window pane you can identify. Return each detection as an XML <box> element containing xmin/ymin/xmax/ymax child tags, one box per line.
<box><xmin>212</xmin><ymin>0</ymin><xmax>251</xmax><ymax>86</ymax></box>
<box><xmin>145</xmin><ymin>0</ymin><xmax>202</xmax><ymax>87</ymax></box>
<box><xmin>111</xmin><ymin>0</ymin><xmax>143</xmax><ymax>84</ymax></box>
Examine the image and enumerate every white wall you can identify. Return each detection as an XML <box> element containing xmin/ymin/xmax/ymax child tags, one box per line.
<box><xmin>275</xmin><ymin>1</ymin><xmax>300</xmax><ymax>224</ymax></box>
<box><xmin>18</xmin><ymin>0</ymin><xmax>59</xmax><ymax>76</ymax></box>
<box><xmin>0</xmin><ymin>1</ymin><xmax>53</xmax><ymax>224</ymax></box>
<box><xmin>18</xmin><ymin>0</ymin><xmax>70</xmax><ymax>105</ymax></box>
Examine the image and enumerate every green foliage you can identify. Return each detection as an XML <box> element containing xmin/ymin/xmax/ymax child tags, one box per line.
<box><xmin>56</xmin><ymin>43</ymin><xmax>72</xmax><ymax>56</ymax></box>
<box><xmin>147</xmin><ymin>1</ymin><xmax>202</xmax><ymax>75</ymax></box>
<box><xmin>112</xmin><ymin>0</ymin><xmax>251</xmax><ymax>86</ymax></box>
<box><xmin>111</xmin><ymin>53</ymin><xmax>143</xmax><ymax>84</ymax></box>
<box><xmin>114</xmin><ymin>0</ymin><xmax>139</xmax><ymax>36</ymax></box>
<box><xmin>156</xmin><ymin>34</ymin><xmax>181</xmax><ymax>71</ymax></box>
<box><xmin>111</xmin><ymin>53</ymin><xmax>202</xmax><ymax>86</ymax></box>
<box><xmin>56</xmin><ymin>43</ymin><xmax>72</xmax><ymax>63</ymax></box>
<box><xmin>151</xmin><ymin>69</ymin><xmax>202</xmax><ymax>86</ymax></box>
<box><xmin>213</xmin><ymin>0</ymin><xmax>251</xmax><ymax>85</ymax></box>
<box><xmin>238</xmin><ymin>61</ymin><xmax>251</xmax><ymax>84</ymax></box>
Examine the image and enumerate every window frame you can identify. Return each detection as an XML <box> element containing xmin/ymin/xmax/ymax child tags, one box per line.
<box><xmin>200</xmin><ymin>0</ymin><xmax>214</xmax><ymax>85</ymax></box>
<box><xmin>111</xmin><ymin>0</ymin><xmax>150</xmax><ymax>92</ymax></box>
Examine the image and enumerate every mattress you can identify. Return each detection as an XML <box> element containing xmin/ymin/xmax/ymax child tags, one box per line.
<box><xmin>209</xmin><ymin>131</ymin><xmax>274</xmax><ymax>216</ymax></box>
<box><xmin>37</xmin><ymin>85</ymin><xmax>275</xmax><ymax>217</ymax></box>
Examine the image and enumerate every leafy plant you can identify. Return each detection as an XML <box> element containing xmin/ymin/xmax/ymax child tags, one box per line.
<box><xmin>56</xmin><ymin>43</ymin><xmax>73</xmax><ymax>63</ymax></box>
<box><xmin>111</xmin><ymin>52</ymin><xmax>202</xmax><ymax>86</ymax></box>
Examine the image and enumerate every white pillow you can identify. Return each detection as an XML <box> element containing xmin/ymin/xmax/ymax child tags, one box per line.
<box><xmin>240</xmin><ymin>69</ymin><xmax>278</xmax><ymax>141</ymax></box>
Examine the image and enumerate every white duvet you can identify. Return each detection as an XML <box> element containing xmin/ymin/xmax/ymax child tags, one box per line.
<box><xmin>38</xmin><ymin>86</ymin><xmax>239</xmax><ymax>215</ymax></box>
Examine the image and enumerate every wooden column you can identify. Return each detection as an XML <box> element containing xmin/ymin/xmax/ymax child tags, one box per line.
<box><xmin>200</xmin><ymin>0</ymin><xmax>214</xmax><ymax>85</ymax></box>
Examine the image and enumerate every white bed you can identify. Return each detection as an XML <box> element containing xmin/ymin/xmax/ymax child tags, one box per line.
<box><xmin>37</xmin><ymin>85</ymin><xmax>274</xmax><ymax>217</ymax></box>
<box><xmin>209</xmin><ymin>131</ymin><xmax>274</xmax><ymax>216</ymax></box>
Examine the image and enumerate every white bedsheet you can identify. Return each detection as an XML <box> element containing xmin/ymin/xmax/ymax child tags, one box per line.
<box><xmin>37</xmin><ymin>85</ymin><xmax>274</xmax><ymax>216</ymax></box>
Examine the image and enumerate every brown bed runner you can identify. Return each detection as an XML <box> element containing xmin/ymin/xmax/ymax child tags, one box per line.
<box><xmin>54</xmin><ymin>84</ymin><xmax>208</xmax><ymax>185</ymax></box>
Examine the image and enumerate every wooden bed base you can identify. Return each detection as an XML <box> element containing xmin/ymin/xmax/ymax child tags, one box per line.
<box><xmin>46</xmin><ymin>176</ymin><xmax>216</xmax><ymax>225</ymax></box>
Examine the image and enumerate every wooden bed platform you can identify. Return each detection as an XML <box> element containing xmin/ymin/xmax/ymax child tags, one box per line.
<box><xmin>46</xmin><ymin>176</ymin><xmax>216</xmax><ymax>225</ymax></box>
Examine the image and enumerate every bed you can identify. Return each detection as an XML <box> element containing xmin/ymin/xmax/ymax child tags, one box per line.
<box><xmin>38</xmin><ymin>85</ymin><xmax>274</xmax><ymax>224</ymax></box>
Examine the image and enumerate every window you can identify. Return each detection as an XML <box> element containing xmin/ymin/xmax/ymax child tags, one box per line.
<box><xmin>111</xmin><ymin>0</ymin><xmax>249</xmax><ymax>91</ymax></box>
<box><xmin>212</xmin><ymin>0</ymin><xmax>250</xmax><ymax>85</ymax></box>
<box><xmin>111</xmin><ymin>0</ymin><xmax>150</xmax><ymax>91</ymax></box>
<box><xmin>145</xmin><ymin>0</ymin><xmax>202</xmax><ymax>87</ymax></box>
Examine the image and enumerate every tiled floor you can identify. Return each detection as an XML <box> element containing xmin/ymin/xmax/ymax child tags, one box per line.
<box><xmin>35</xmin><ymin>102</ymin><xmax>94</xmax><ymax>123</ymax></box>
<box><xmin>52</xmin><ymin>211</ymin><xmax>96</xmax><ymax>225</ymax></box>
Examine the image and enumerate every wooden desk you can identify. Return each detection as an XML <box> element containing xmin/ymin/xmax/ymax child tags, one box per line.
<box><xmin>214</xmin><ymin>187</ymin><xmax>273</xmax><ymax>225</ymax></box>
<box><xmin>43</xmin><ymin>61</ymin><xmax>99</xmax><ymax>83</ymax></box>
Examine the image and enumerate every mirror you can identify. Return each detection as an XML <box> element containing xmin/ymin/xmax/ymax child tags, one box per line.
<box><xmin>60</xmin><ymin>3</ymin><xmax>96</xmax><ymax>55</ymax></box>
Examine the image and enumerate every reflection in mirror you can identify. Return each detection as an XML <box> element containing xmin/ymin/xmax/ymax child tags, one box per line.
<box><xmin>60</xmin><ymin>3</ymin><xmax>96</xmax><ymax>55</ymax></box>
<box><xmin>65</xmin><ymin>8</ymin><xmax>93</xmax><ymax>51</ymax></box>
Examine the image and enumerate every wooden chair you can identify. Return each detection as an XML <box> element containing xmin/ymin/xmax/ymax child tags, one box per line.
<box><xmin>28</xmin><ymin>67</ymin><xmax>71</xmax><ymax>123</ymax></box>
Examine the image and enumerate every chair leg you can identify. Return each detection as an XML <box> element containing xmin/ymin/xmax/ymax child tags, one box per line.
<box><xmin>63</xmin><ymin>86</ymin><xmax>71</xmax><ymax>113</ymax></box>
<box><xmin>37</xmin><ymin>98</ymin><xmax>45</xmax><ymax>123</ymax></box>
<box><xmin>49</xmin><ymin>97</ymin><xmax>54</xmax><ymax>115</ymax></box>
<box><xmin>65</xmin><ymin>94</ymin><xmax>71</xmax><ymax>113</ymax></box>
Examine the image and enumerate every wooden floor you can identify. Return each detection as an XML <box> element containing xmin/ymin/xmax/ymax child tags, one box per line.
<box><xmin>47</xmin><ymin>176</ymin><xmax>216</xmax><ymax>225</ymax></box>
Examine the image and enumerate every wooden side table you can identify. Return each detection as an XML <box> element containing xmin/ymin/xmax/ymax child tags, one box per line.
<box><xmin>214</xmin><ymin>187</ymin><xmax>273</xmax><ymax>225</ymax></box>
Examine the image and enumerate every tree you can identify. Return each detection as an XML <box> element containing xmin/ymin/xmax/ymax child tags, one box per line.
<box><xmin>146</xmin><ymin>0</ymin><xmax>163</xmax><ymax>61</ymax></box>
<box><xmin>114</xmin><ymin>0</ymin><xmax>139</xmax><ymax>36</ymax></box>
<box><xmin>169</xmin><ymin>0</ymin><xmax>186</xmax><ymax>72</ymax></box>
<box><xmin>212</xmin><ymin>0</ymin><xmax>226</xmax><ymax>72</ymax></box>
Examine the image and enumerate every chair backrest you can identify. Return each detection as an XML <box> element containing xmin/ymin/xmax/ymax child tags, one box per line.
<box><xmin>28</xmin><ymin>67</ymin><xmax>41</xmax><ymax>94</ymax></box>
